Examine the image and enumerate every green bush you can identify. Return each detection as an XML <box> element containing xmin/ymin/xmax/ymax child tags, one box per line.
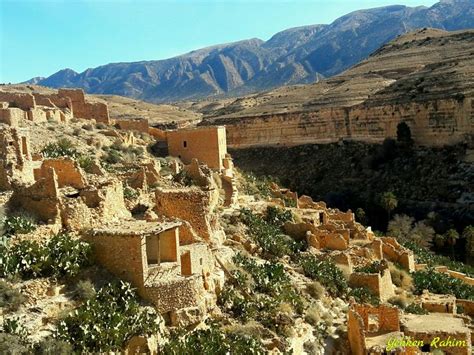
<box><xmin>348</xmin><ymin>287</ymin><xmax>379</xmax><ymax>306</ymax></box>
<box><xmin>265</xmin><ymin>206</ymin><xmax>293</xmax><ymax>227</ymax></box>
<box><xmin>0</xmin><ymin>233</ymin><xmax>91</xmax><ymax>279</ymax></box>
<box><xmin>298</xmin><ymin>255</ymin><xmax>348</xmax><ymax>296</ymax></box>
<box><xmin>404</xmin><ymin>303</ymin><xmax>428</xmax><ymax>315</ymax></box>
<box><xmin>2</xmin><ymin>317</ymin><xmax>29</xmax><ymax>340</ymax></box>
<box><xmin>161</xmin><ymin>324</ymin><xmax>265</xmax><ymax>355</ymax></box>
<box><xmin>412</xmin><ymin>269</ymin><xmax>474</xmax><ymax>300</ymax></box>
<box><xmin>77</xmin><ymin>155</ymin><xmax>95</xmax><ymax>173</ymax></box>
<box><xmin>41</xmin><ymin>138</ymin><xmax>78</xmax><ymax>158</ymax></box>
<box><xmin>123</xmin><ymin>186</ymin><xmax>139</xmax><ymax>200</ymax></box>
<box><xmin>0</xmin><ymin>281</ymin><xmax>25</xmax><ymax>311</ymax></box>
<box><xmin>354</xmin><ymin>261</ymin><xmax>383</xmax><ymax>274</ymax></box>
<box><xmin>34</xmin><ymin>337</ymin><xmax>73</xmax><ymax>355</ymax></box>
<box><xmin>1</xmin><ymin>215</ymin><xmax>36</xmax><ymax>237</ymax></box>
<box><xmin>55</xmin><ymin>281</ymin><xmax>161</xmax><ymax>352</ymax></box>
<box><xmin>239</xmin><ymin>208</ymin><xmax>302</xmax><ymax>258</ymax></box>
<box><xmin>403</xmin><ymin>241</ymin><xmax>474</xmax><ymax>277</ymax></box>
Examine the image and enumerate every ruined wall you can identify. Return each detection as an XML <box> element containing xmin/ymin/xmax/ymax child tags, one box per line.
<box><xmin>0</xmin><ymin>107</ymin><xmax>27</xmax><ymax>125</ymax></box>
<box><xmin>116</xmin><ymin>118</ymin><xmax>149</xmax><ymax>133</ymax></box>
<box><xmin>36</xmin><ymin>158</ymin><xmax>87</xmax><ymax>189</ymax></box>
<box><xmin>58</xmin><ymin>89</ymin><xmax>110</xmax><ymax>123</ymax></box>
<box><xmin>219</xmin><ymin>97</ymin><xmax>473</xmax><ymax>148</ymax></box>
<box><xmin>347</xmin><ymin>308</ymin><xmax>366</xmax><ymax>355</ymax></box>
<box><xmin>0</xmin><ymin>92</ymin><xmax>36</xmax><ymax>110</ymax></box>
<box><xmin>143</xmin><ymin>276</ymin><xmax>205</xmax><ymax>313</ymax></box>
<box><xmin>352</xmin><ymin>304</ymin><xmax>400</xmax><ymax>332</ymax></box>
<box><xmin>155</xmin><ymin>188</ymin><xmax>214</xmax><ymax>240</ymax></box>
<box><xmin>167</xmin><ymin>126</ymin><xmax>227</xmax><ymax>170</ymax></box>
<box><xmin>0</xmin><ymin>128</ymin><xmax>35</xmax><ymax>189</ymax></box>
<box><xmin>10</xmin><ymin>168</ymin><xmax>61</xmax><ymax>223</ymax></box>
<box><xmin>349</xmin><ymin>269</ymin><xmax>395</xmax><ymax>302</ymax></box>
<box><xmin>85</xmin><ymin>233</ymin><xmax>146</xmax><ymax>288</ymax></box>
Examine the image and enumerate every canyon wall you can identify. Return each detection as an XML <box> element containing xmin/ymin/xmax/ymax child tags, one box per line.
<box><xmin>215</xmin><ymin>97</ymin><xmax>473</xmax><ymax>148</ymax></box>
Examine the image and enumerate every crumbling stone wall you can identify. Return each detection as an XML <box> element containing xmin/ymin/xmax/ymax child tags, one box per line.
<box><xmin>167</xmin><ymin>126</ymin><xmax>227</xmax><ymax>170</ymax></box>
<box><xmin>349</xmin><ymin>268</ymin><xmax>395</xmax><ymax>302</ymax></box>
<box><xmin>347</xmin><ymin>308</ymin><xmax>366</xmax><ymax>355</ymax></box>
<box><xmin>116</xmin><ymin>118</ymin><xmax>149</xmax><ymax>133</ymax></box>
<box><xmin>85</xmin><ymin>233</ymin><xmax>146</xmax><ymax>289</ymax></box>
<box><xmin>155</xmin><ymin>188</ymin><xmax>214</xmax><ymax>240</ymax></box>
<box><xmin>58</xmin><ymin>89</ymin><xmax>110</xmax><ymax>123</ymax></box>
<box><xmin>0</xmin><ymin>106</ymin><xmax>27</xmax><ymax>126</ymax></box>
<box><xmin>0</xmin><ymin>127</ymin><xmax>35</xmax><ymax>189</ymax></box>
<box><xmin>0</xmin><ymin>92</ymin><xmax>35</xmax><ymax>110</ymax></box>
<box><xmin>380</xmin><ymin>237</ymin><xmax>415</xmax><ymax>271</ymax></box>
<box><xmin>35</xmin><ymin>158</ymin><xmax>87</xmax><ymax>189</ymax></box>
<box><xmin>10</xmin><ymin>168</ymin><xmax>61</xmax><ymax>223</ymax></box>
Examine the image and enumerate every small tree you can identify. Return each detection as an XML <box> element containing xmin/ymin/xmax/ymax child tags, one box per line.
<box><xmin>463</xmin><ymin>226</ymin><xmax>474</xmax><ymax>259</ymax></box>
<box><xmin>445</xmin><ymin>229</ymin><xmax>459</xmax><ymax>257</ymax></box>
<box><xmin>397</xmin><ymin>122</ymin><xmax>413</xmax><ymax>144</ymax></box>
<box><xmin>379</xmin><ymin>192</ymin><xmax>398</xmax><ymax>221</ymax></box>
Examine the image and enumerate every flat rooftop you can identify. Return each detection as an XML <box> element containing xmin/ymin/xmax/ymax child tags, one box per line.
<box><xmin>90</xmin><ymin>219</ymin><xmax>181</xmax><ymax>237</ymax></box>
<box><xmin>402</xmin><ymin>314</ymin><xmax>468</xmax><ymax>333</ymax></box>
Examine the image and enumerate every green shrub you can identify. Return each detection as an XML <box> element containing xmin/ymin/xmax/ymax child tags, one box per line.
<box><xmin>412</xmin><ymin>269</ymin><xmax>474</xmax><ymax>300</ymax></box>
<box><xmin>77</xmin><ymin>155</ymin><xmax>95</xmax><ymax>173</ymax></box>
<box><xmin>103</xmin><ymin>149</ymin><xmax>122</xmax><ymax>164</ymax></box>
<box><xmin>403</xmin><ymin>242</ymin><xmax>474</xmax><ymax>277</ymax></box>
<box><xmin>55</xmin><ymin>281</ymin><xmax>161</xmax><ymax>352</ymax></box>
<box><xmin>354</xmin><ymin>261</ymin><xmax>382</xmax><ymax>274</ymax></box>
<box><xmin>34</xmin><ymin>337</ymin><xmax>73</xmax><ymax>355</ymax></box>
<box><xmin>1</xmin><ymin>215</ymin><xmax>36</xmax><ymax>237</ymax></box>
<box><xmin>161</xmin><ymin>324</ymin><xmax>265</xmax><ymax>355</ymax></box>
<box><xmin>348</xmin><ymin>287</ymin><xmax>379</xmax><ymax>306</ymax></box>
<box><xmin>0</xmin><ymin>233</ymin><xmax>91</xmax><ymax>279</ymax></box>
<box><xmin>2</xmin><ymin>317</ymin><xmax>29</xmax><ymax>340</ymax></box>
<box><xmin>404</xmin><ymin>303</ymin><xmax>428</xmax><ymax>315</ymax></box>
<box><xmin>298</xmin><ymin>255</ymin><xmax>348</xmax><ymax>296</ymax></box>
<box><xmin>123</xmin><ymin>186</ymin><xmax>139</xmax><ymax>200</ymax></box>
<box><xmin>265</xmin><ymin>206</ymin><xmax>293</xmax><ymax>227</ymax></box>
<box><xmin>41</xmin><ymin>138</ymin><xmax>78</xmax><ymax>158</ymax></box>
<box><xmin>240</xmin><ymin>208</ymin><xmax>302</xmax><ymax>258</ymax></box>
<box><xmin>0</xmin><ymin>281</ymin><xmax>25</xmax><ymax>311</ymax></box>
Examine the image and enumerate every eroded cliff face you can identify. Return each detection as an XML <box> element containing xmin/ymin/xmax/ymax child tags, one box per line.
<box><xmin>219</xmin><ymin>97</ymin><xmax>473</xmax><ymax>148</ymax></box>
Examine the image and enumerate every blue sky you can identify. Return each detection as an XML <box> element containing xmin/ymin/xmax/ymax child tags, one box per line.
<box><xmin>0</xmin><ymin>0</ymin><xmax>438</xmax><ymax>83</ymax></box>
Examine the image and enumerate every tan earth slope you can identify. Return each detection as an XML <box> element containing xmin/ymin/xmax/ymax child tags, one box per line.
<box><xmin>196</xmin><ymin>28</ymin><xmax>473</xmax><ymax>148</ymax></box>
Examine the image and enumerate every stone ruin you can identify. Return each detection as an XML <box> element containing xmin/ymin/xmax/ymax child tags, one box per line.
<box><xmin>348</xmin><ymin>302</ymin><xmax>472</xmax><ymax>354</ymax></box>
<box><xmin>0</xmin><ymin>88</ymin><xmax>110</xmax><ymax>125</ymax></box>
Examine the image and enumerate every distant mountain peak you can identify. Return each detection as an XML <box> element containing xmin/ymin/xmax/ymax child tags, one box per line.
<box><xmin>28</xmin><ymin>0</ymin><xmax>474</xmax><ymax>103</ymax></box>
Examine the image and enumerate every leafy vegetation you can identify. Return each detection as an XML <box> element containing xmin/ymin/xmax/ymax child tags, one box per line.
<box><xmin>0</xmin><ymin>233</ymin><xmax>91</xmax><ymax>279</ymax></box>
<box><xmin>239</xmin><ymin>208</ymin><xmax>303</xmax><ymax>258</ymax></box>
<box><xmin>161</xmin><ymin>324</ymin><xmax>265</xmax><ymax>355</ymax></box>
<box><xmin>297</xmin><ymin>255</ymin><xmax>347</xmax><ymax>296</ymax></box>
<box><xmin>354</xmin><ymin>261</ymin><xmax>382</xmax><ymax>274</ymax></box>
<box><xmin>404</xmin><ymin>303</ymin><xmax>428</xmax><ymax>315</ymax></box>
<box><xmin>403</xmin><ymin>241</ymin><xmax>474</xmax><ymax>277</ymax></box>
<box><xmin>348</xmin><ymin>287</ymin><xmax>379</xmax><ymax>306</ymax></box>
<box><xmin>123</xmin><ymin>185</ymin><xmax>139</xmax><ymax>199</ymax></box>
<box><xmin>55</xmin><ymin>281</ymin><xmax>161</xmax><ymax>352</ymax></box>
<box><xmin>41</xmin><ymin>138</ymin><xmax>78</xmax><ymax>158</ymax></box>
<box><xmin>1</xmin><ymin>215</ymin><xmax>36</xmax><ymax>238</ymax></box>
<box><xmin>412</xmin><ymin>269</ymin><xmax>474</xmax><ymax>300</ymax></box>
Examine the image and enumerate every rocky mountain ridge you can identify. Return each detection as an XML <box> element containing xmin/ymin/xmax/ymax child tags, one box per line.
<box><xmin>26</xmin><ymin>0</ymin><xmax>474</xmax><ymax>103</ymax></box>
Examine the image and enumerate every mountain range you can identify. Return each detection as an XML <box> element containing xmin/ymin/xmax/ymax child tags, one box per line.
<box><xmin>26</xmin><ymin>0</ymin><xmax>474</xmax><ymax>103</ymax></box>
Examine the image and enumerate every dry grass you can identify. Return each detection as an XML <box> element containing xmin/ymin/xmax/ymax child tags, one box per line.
<box><xmin>304</xmin><ymin>305</ymin><xmax>321</xmax><ymax>326</ymax></box>
<box><xmin>306</xmin><ymin>281</ymin><xmax>326</xmax><ymax>300</ymax></box>
<box><xmin>389</xmin><ymin>263</ymin><xmax>413</xmax><ymax>290</ymax></box>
